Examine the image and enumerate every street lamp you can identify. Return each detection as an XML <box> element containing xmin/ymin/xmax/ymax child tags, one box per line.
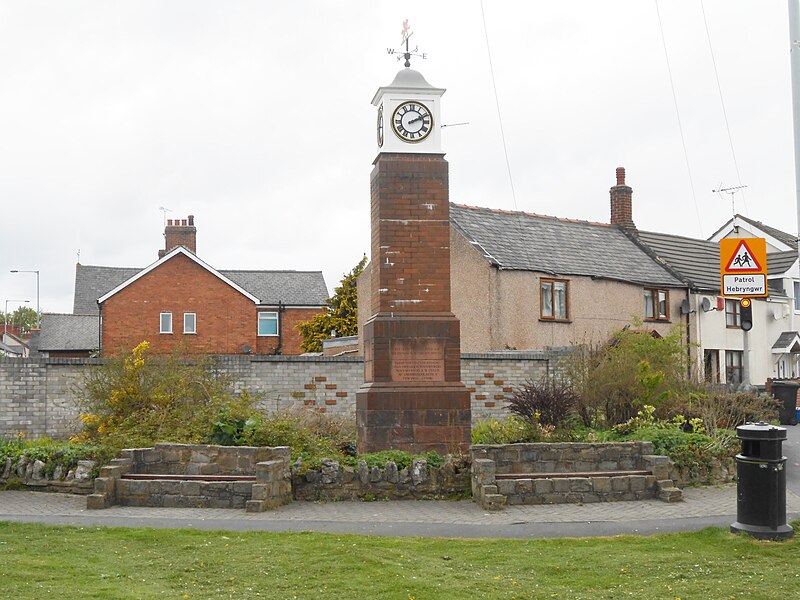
<box><xmin>4</xmin><ymin>299</ymin><xmax>30</xmax><ymax>336</ymax></box>
<box><xmin>10</xmin><ymin>269</ymin><xmax>39</xmax><ymax>318</ymax></box>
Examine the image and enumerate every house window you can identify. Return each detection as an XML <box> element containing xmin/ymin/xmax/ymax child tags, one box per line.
<box><xmin>725</xmin><ymin>350</ymin><xmax>743</xmax><ymax>386</ymax></box>
<box><xmin>725</xmin><ymin>299</ymin><xmax>740</xmax><ymax>328</ymax></box>
<box><xmin>160</xmin><ymin>312</ymin><xmax>172</xmax><ymax>334</ymax></box>
<box><xmin>183</xmin><ymin>313</ymin><xmax>196</xmax><ymax>334</ymax></box>
<box><xmin>258</xmin><ymin>311</ymin><xmax>279</xmax><ymax>336</ymax></box>
<box><xmin>644</xmin><ymin>289</ymin><xmax>669</xmax><ymax>320</ymax></box>
<box><xmin>704</xmin><ymin>349</ymin><xmax>720</xmax><ymax>383</ymax></box>
<box><xmin>540</xmin><ymin>278</ymin><xmax>569</xmax><ymax>321</ymax></box>
<box><xmin>794</xmin><ymin>281</ymin><xmax>800</xmax><ymax>311</ymax></box>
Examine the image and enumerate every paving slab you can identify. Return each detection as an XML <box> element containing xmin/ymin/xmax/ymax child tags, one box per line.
<box><xmin>2</xmin><ymin>485</ymin><xmax>799</xmax><ymax>539</ymax></box>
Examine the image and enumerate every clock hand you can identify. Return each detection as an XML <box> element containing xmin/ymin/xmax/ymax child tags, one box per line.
<box><xmin>409</xmin><ymin>115</ymin><xmax>426</xmax><ymax>124</ymax></box>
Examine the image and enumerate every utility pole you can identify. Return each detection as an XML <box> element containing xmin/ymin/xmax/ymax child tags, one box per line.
<box><xmin>790</xmin><ymin>1</ymin><xmax>800</xmax><ymax>265</ymax></box>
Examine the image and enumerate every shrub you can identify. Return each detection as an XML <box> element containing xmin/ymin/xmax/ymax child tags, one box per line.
<box><xmin>507</xmin><ymin>377</ymin><xmax>576</xmax><ymax>426</ymax></box>
<box><xmin>471</xmin><ymin>417</ymin><xmax>556</xmax><ymax>444</ymax></box>
<box><xmin>563</xmin><ymin>325</ymin><xmax>692</xmax><ymax>427</ymax></box>
<box><xmin>74</xmin><ymin>341</ymin><xmax>258</xmax><ymax>450</ymax></box>
<box><xmin>0</xmin><ymin>435</ymin><xmax>109</xmax><ymax>479</ymax></box>
<box><xmin>349</xmin><ymin>450</ymin><xmax>444</xmax><ymax>470</ymax></box>
<box><xmin>672</xmin><ymin>391</ymin><xmax>780</xmax><ymax>436</ymax></box>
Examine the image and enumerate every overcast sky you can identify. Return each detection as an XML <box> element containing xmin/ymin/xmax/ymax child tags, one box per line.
<box><xmin>0</xmin><ymin>1</ymin><xmax>795</xmax><ymax>315</ymax></box>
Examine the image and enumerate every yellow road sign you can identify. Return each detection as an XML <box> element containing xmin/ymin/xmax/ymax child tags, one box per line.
<box><xmin>719</xmin><ymin>238</ymin><xmax>768</xmax><ymax>297</ymax></box>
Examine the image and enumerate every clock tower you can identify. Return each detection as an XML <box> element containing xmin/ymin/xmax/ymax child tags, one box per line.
<box><xmin>357</xmin><ymin>42</ymin><xmax>471</xmax><ymax>453</ymax></box>
<box><xmin>372</xmin><ymin>68</ymin><xmax>445</xmax><ymax>153</ymax></box>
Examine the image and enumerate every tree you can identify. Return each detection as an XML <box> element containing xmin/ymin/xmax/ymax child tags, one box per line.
<box><xmin>3</xmin><ymin>306</ymin><xmax>39</xmax><ymax>333</ymax></box>
<box><xmin>298</xmin><ymin>255</ymin><xmax>367</xmax><ymax>353</ymax></box>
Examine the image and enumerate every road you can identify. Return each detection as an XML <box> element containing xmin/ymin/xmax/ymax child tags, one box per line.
<box><xmin>783</xmin><ymin>420</ymin><xmax>800</xmax><ymax>495</ymax></box>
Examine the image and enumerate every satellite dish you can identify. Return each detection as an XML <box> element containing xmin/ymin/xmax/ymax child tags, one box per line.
<box><xmin>701</xmin><ymin>298</ymin><xmax>713</xmax><ymax>312</ymax></box>
<box><xmin>241</xmin><ymin>344</ymin><xmax>252</xmax><ymax>354</ymax></box>
<box><xmin>680</xmin><ymin>299</ymin><xmax>690</xmax><ymax>314</ymax></box>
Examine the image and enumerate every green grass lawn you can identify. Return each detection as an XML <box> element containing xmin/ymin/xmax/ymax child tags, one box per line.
<box><xmin>1</xmin><ymin>521</ymin><xmax>799</xmax><ymax>599</ymax></box>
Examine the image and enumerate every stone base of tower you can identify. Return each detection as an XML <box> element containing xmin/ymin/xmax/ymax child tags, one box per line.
<box><xmin>356</xmin><ymin>313</ymin><xmax>472</xmax><ymax>454</ymax></box>
<box><xmin>356</xmin><ymin>384</ymin><xmax>471</xmax><ymax>454</ymax></box>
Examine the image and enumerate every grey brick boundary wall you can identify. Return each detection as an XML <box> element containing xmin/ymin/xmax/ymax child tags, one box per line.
<box><xmin>0</xmin><ymin>351</ymin><xmax>566</xmax><ymax>438</ymax></box>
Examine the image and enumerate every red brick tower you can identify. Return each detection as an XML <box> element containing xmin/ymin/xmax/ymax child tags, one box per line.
<box><xmin>356</xmin><ymin>66</ymin><xmax>471</xmax><ymax>453</ymax></box>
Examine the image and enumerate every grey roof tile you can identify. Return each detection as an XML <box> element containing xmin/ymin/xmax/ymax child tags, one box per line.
<box><xmin>74</xmin><ymin>265</ymin><xmax>140</xmax><ymax>315</ymax></box>
<box><xmin>766</xmin><ymin>250</ymin><xmax>798</xmax><ymax>276</ymax></box>
<box><xmin>221</xmin><ymin>270</ymin><xmax>328</xmax><ymax>306</ymax></box>
<box><xmin>733</xmin><ymin>215</ymin><xmax>797</xmax><ymax>248</ymax></box>
<box><xmin>639</xmin><ymin>230</ymin><xmax>797</xmax><ymax>293</ymax></box>
<box><xmin>450</xmin><ymin>204</ymin><xmax>682</xmax><ymax>287</ymax></box>
<box><xmin>637</xmin><ymin>230</ymin><xmax>722</xmax><ymax>290</ymax></box>
<box><xmin>38</xmin><ymin>313</ymin><xmax>99</xmax><ymax>351</ymax></box>
<box><xmin>773</xmin><ymin>331</ymin><xmax>800</xmax><ymax>352</ymax></box>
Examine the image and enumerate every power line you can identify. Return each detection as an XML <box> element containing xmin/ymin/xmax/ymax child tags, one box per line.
<box><xmin>655</xmin><ymin>0</ymin><xmax>705</xmax><ymax>236</ymax></box>
<box><xmin>700</xmin><ymin>0</ymin><xmax>749</xmax><ymax>216</ymax></box>
<box><xmin>479</xmin><ymin>0</ymin><xmax>517</xmax><ymax>209</ymax></box>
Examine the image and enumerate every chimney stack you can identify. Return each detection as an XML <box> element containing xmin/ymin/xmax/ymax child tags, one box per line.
<box><xmin>159</xmin><ymin>214</ymin><xmax>196</xmax><ymax>258</ymax></box>
<box><xmin>609</xmin><ymin>167</ymin><xmax>636</xmax><ymax>231</ymax></box>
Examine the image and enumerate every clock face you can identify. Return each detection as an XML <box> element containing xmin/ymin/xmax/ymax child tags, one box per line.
<box><xmin>391</xmin><ymin>101</ymin><xmax>433</xmax><ymax>143</ymax></box>
<box><xmin>377</xmin><ymin>105</ymin><xmax>384</xmax><ymax>147</ymax></box>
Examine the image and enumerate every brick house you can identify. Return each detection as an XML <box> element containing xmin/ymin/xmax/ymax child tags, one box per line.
<box><xmin>48</xmin><ymin>216</ymin><xmax>328</xmax><ymax>357</ymax></box>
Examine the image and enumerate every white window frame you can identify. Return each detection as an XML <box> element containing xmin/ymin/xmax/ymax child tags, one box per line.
<box><xmin>794</xmin><ymin>281</ymin><xmax>800</xmax><ymax>312</ymax></box>
<box><xmin>725</xmin><ymin>299</ymin><xmax>741</xmax><ymax>328</ymax></box>
<box><xmin>183</xmin><ymin>312</ymin><xmax>196</xmax><ymax>334</ymax></box>
<box><xmin>258</xmin><ymin>311</ymin><xmax>279</xmax><ymax>336</ymax></box>
<box><xmin>160</xmin><ymin>312</ymin><xmax>172</xmax><ymax>334</ymax></box>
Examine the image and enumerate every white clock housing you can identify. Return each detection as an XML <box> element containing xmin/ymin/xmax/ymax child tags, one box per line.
<box><xmin>372</xmin><ymin>68</ymin><xmax>445</xmax><ymax>154</ymax></box>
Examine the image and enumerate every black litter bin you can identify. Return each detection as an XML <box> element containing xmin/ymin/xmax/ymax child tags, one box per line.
<box><xmin>772</xmin><ymin>381</ymin><xmax>799</xmax><ymax>425</ymax></box>
<box><xmin>730</xmin><ymin>422</ymin><xmax>794</xmax><ymax>540</ymax></box>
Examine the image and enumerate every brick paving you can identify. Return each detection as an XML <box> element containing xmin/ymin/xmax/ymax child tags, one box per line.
<box><xmin>2</xmin><ymin>485</ymin><xmax>800</xmax><ymax>538</ymax></box>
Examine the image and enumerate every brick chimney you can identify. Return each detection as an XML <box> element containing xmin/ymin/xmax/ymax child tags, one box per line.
<box><xmin>159</xmin><ymin>215</ymin><xmax>196</xmax><ymax>258</ymax></box>
<box><xmin>609</xmin><ymin>167</ymin><xmax>636</xmax><ymax>231</ymax></box>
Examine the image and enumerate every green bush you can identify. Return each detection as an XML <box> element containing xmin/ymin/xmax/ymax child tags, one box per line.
<box><xmin>564</xmin><ymin>325</ymin><xmax>692</xmax><ymax>427</ymax></box>
<box><xmin>0</xmin><ymin>435</ymin><xmax>109</xmax><ymax>479</ymax></box>
<box><xmin>471</xmin><ymin>417</ymin><xmax>532</xmax><ymax>444</ymax></box>
<box><xmin>349</xmin><ymin>450</ymin><xmax>444</xmax><ymax>470</ymax></box>
<box><xmin>74</xmin><ymin>341</ymin><xmax>259</xmax><ymax>450</ymax></box>
<box><xmin>668</xmin><ymin>390</ymin><xmax>780</xmax><ymax>435</ymax></box>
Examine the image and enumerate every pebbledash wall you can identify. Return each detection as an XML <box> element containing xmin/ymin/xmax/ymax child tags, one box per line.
<box><xmin>0</xmin><ymin>350</ymin><xmax>568</xmax><ymax>438</ymax></box>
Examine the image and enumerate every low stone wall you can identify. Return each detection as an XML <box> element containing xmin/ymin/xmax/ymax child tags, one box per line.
<box><xmin>292</xmin><ymin>457</ymin><xmax>470</xmax><ymax>501</ymax></box>
<box><xmin>87</xmin><ymin>443</ymin><xmax>291</xmax><ymax>511</ymax></box>
<box><xmin>470</xmin><ymin>442</ymin><xmax>682</xmax><ymax>509</ymax></box>
<box><xmin>670</xmin><ymin>456</ymin><xmax>737</xmax><ymax>487</ymax></box>
<box><xmin>1</xmin><ymin>456</ymin><xmax>95</xmax><ymax>494</ymax></box>
<box><xmin>122</xmin><ymin>443</ymin><xmax>284</xmax><ymax>476</ymax></box>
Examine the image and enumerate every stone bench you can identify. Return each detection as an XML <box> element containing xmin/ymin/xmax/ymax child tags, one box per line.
<box><xmin>87</xmin><ymin>443</ymin><xmax>291</xmax><ymax>512</ymax></box>
<box><xmin>471</xmin><ymin>442</ymin><xmax>682</xmax><ymax>511</ymax></box>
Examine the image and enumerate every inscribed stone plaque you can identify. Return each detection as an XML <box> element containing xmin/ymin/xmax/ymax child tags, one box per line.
<box><xmin>391</xmin><ymin>339</ymin><xmax>445</xmax><ymax>382</ymax></box>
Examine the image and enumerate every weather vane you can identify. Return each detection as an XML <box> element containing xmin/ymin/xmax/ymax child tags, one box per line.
<box><xmin>386</xmin><ymin>19</ymin><xmax>427</xmax><ymax>68</ymax></box>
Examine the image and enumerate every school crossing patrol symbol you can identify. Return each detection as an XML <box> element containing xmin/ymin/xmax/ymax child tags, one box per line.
<box><xmin>719</xmin><ymin>238</ymin><xmax>768</xmax><ymax>297</ymax></box>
